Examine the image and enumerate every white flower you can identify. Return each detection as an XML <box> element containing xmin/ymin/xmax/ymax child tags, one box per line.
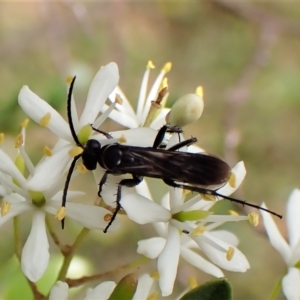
<box><xmin>0</xmin><ymin>137</ymin><xmax>119</xmax><ymax>282</ymax></box>
<box><xmin>261</xmin><ymin>189</ymin><xmax>300</xmax><ymax>300</ymax></box>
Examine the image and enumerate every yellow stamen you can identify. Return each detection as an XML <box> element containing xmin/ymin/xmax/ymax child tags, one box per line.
<box><xmin>20</xmin><ymin>118</ymin><xmax>29</xmax><ymax>128</ymax></box>
<box><xmin>40</xmin><ymin>112</ymin><xmax>51</xmax><ymax>127</ymax></box>
<box><xmin>15</xmin><ymin>134</ymin><xmax>23</xmax><ymax>148</ymax></box>
<box><xmin>115</xmin><ymin>94</ymin><xmax>123</xmax><ymax>105</ymax></box>
<box><xmin>160</xmin><ymin>77</ymin><xmax>168</xmax><ymax>90</ymax></box>
<box><xmin>147</xmin><ymin>60</ymin><xmax>155</xmax><ymax>69</ymax></box>
<box><xmin>77</xmin><ymin>162</ymin><xmax>88</xmax><ymax>174</ymax></box>
<box><xmin>195</xmin><ymin>86</ymin><xmax>204</xmax><ymax>98</ymax></box>
<box><xmin>118</xmin><ymin>135</ymin><xmax>127</xmax><ymax>144</ymax></box>
<box><xmin>150</xmin><ymin>271</ymin><xmax>159</xmax><ymax>280</ymax></box>
<box><xmin>43</xmin><ymin>146</ymin><xmax>52</xmax><ymax>156</ymax></box>
<box><xmin>55</xmin><ymin>207</ymin><xmax>66</xmax><ymax>220</ymax></box>
<box><xmin>0</xmin><ymin>133</ymin><xmax>4</xmax><ymax>144</ymax></box>
<box><xmin>147</xmin><ymin>292</ymin><xmax>158</xmax><ymax>300</ymax></box>
<box><xmin>1</xmin><ymin>202</ymin><xmax>11</xmax><ymax>216</ymax></box>
<box><xmin>192</xmin><ymin>226</ymin><xmax>206</xmax><ymax>236</ymax></box>
<box><xmin>201</xmin><ymin>193</ymin><xmax>216</xmax><ymax>201</ymax></box>
<box><xmin>229</xmin><ymin>210</ymin><xmax>239</xmax><ymax>216</ymax></box>
<box><xmin>228</xmin><ymin>172</ymin><xmax>236</xmax><ymax>188</ymax></box>
<box><xmin>162</xmin><ymin>62</ymin><xmax>172</xmax><ymax>73</ymax></box>
<box><xmin>104</xmin><ymin>213</ymin><xmax>112</xmax><ymax>222</ymax></box>
<box><xmin>188</xmin><ymin>277</ymin><xmax>198</xmax><ymax>289</ymax></box>
<box><xmin>69</xmin><ymin>146</ymin><xmax>83</xmax><ymax>157</ymax></box>
<box><xmin>66</xmin><ymin>75</ymin><xmax>74</xmax><ymax>84</ymax></box>
<box><xmin>226</xmin><ymin>247</ymin><xmax>235</xmax><ymax>261</ymax></box>
<box><xmin>248</xmin><ymin>212</ymin><xmax>259</xmax><ymax>226</ymax></box>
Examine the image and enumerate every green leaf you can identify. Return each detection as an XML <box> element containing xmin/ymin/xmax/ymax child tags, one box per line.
<box><xmin>108</xmin><ymin>273</ymin><xmax>138</xmax><ymax>300</ymax></box>
<box><xmin>180</xmin><ymin>278</ymin><xmax>232</xmax><ymax>300</ymax></box>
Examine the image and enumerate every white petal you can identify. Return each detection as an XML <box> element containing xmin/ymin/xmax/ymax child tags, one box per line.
<box><xmin>26</xmin><ymin>145</ymin><xmax>72</xmax><ymax>191</ymax></box>
<box><xmin>84</xmin><ymin>281</ymin><xmax>116</xmax><ymax>300</ymax></box>
<box><xmin>282</xmin><ymin>268</ymin><xmax>300</xmax><ymax>300</ymax></box>
<box><xmin>45</xmin><ymin>201</ymin><xmax>120</xmax><ymax>232</ymax></box>
<box><xmin>0</xmin><ymin>149</ymin><xmax>27</xmax><ymax>186</ymax></box>
<box><xmin>18</xmin><ymin>86</ymin><xmax>72</xmax><ymax>142</ymax></box>
<box><xmin>132</xmin><ymin>273</ymin><xmax>154</xmax><ymax>300</ymax></box>
<box><xmin>261</xmin><ymin>203</ymin><xmax>290</xmax><ymax>264</ymax></box>
<box><xmin>49</xmin><ymin>281</ymin><xmax>69</xmax><ymax>300</ymax></box>
<box><xmin>180</xmin><ymin>246</ymin><xmax>224</xmax><ymax>277</ymax></box>
<box><xmin>51</xmin><ymin>190</ymin><xmax>85</xmax><ymax>202</ymax></box>
<box><xmin>194</xmin><ymin>233</ymin><xmax>250</xmax><ymax>272</ymax></box>
<box><xmin>80</xmin><ymin>62</ymin><xmax>119</xmax><ymax>126</ymax></box>
<box><xmin>211</xmin><ymin>230</ymin><xmax>239</xmax><ymax>247</ymax></box>
<box><xmin>158</xmin><ymin>224</ymin><xmax>181</xmax><ymax>296</ymax></box>
<box><xmin>137</xmin><ymin>237</ymin><xmax>166</xmax><ymax>259</ymax></box>
<box><xmin>287</xmin><ymin>189</ymin><xmax>300</xmax><ymax>249</ymax></box>
<box><xmin>21</xmin><ymin>211</ymin><xmax>50</xmax><ymax>282</ymax></box>
<box><xmin>0</xmin><ymin>201</ymin><xmax>30</xmax><ymax>227</ymax></box>
<box><xmin>121</xmin><ymin>193</ymin><xmax>171</xmax><ymax>224</ymax></box>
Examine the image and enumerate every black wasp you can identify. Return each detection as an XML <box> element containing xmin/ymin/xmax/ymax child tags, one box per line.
<box><xmin>62</xmin><ymin>77</ymin><xmax>282</xmax><ymax>232</ymax></box>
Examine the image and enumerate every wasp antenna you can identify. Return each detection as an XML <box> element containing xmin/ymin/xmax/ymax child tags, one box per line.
<box><xmin>61</xmin><ymin>156</ymin><xmax>81</xmax><ymax>228</ymax></box>
<box><xmin>213</xmin><ymin>191</ymin><xmax>283</xmax><ymax>219</ymax></box>
<box><xmin>67</xmin><ymin>76</ymin><xmax>82</xmax><ymax>146</ymax></box>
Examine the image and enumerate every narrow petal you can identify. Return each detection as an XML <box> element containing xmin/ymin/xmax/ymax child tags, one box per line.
<box><xmin>80</xmin><ymin>62</ymin><xmax>119</xmax><ymax>125</ymax></box>
<box><xmin>137</xmin><ymin>237</ymin><xmax>166</xmax><ymax>259</ymax></box>
<box><xmin>26</xmin><ymin>145</ymin><xmax>72</xmax><ymax>191</ymax></box>
<box><xmin>84</xmin><ymin>281</ymin><xmax>116</xmax><ymax>300</ymax></box>
<box><xmin>49</xmin><ymin>281</ymin><xmax>69</xmax><ymax>300</ymax></box>
<box><xmin>211</xmin><ymin>230</ymin><xmax>240</xmax><ymax>247</ymax></box>
<box><xmin>158</xmin><ymin>224</ymin><xmax>181</xmax><ymax>296</ymax></box>
<box><xmin>121</xmin><ymin>193</ymin><xmax>171</xmax><ymax>224</ymax></box>
<box><xmin>282</xmin><ymin>268</ymin><xmax>300</xmax><ymax>300</ymax></box>
<box><xmin>18</xmin><ymin>86</ymin><xmax>72</xmax><ymax>142</ymax></box>
<box><xmin>261</xmin><ymin>203</ymin><xmax>290</xmax><ymax>264</ymax></box>
<box><xmin>180</xmin><ymin>246</ymin><xmax>224</xmax><ymax>278</ymax></box>
<box><xmin>286</xmin><ymin>189</ymin><xmax>300</xmax><ymax>249</ymax></box>
<box><xmin>45</xmin><ymin>201</ymin><xmax>120</xmax><ymax>231</ymax></box>
<box><xmin>132</xmin><ymin>273</ymin><xmax>154</xmax><ymax>300</ymax></box>
<box><xmin>0</xmin><ymin>201</ymin><xmax>30</xmax><ymax>227</ymax></box>
<box><xmin>21</xmin><ymin>211</ymin><xmax>50</xmax><ymax>282</ymax></box>
<box><xmin>193</xmin><ymin>232</ymin><xmax>250</xmax><ymax>272</ymax></box>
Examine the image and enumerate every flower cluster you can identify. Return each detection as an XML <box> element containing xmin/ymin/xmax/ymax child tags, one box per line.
<box><xmin>0</xmin><ymin>61</ymin><xmax>274</xmax><ymax>299</ymax></box>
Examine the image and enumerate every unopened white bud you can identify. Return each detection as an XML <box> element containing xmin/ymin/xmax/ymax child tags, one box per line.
<box><xmin>166</xmin><ymin>94</ymin><xmax>204</xmax><ymax>127</ymax></box>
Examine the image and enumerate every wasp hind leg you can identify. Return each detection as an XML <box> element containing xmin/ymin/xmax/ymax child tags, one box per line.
<box><xmin>103</xmin><ymin>175</ymin><xmax>143</xmax><ymax>233</ymax></box>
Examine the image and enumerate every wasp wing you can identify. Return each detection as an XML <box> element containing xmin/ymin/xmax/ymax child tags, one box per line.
<box><xmin>116</xmin><ymin>146</ymin><xmax>231</xmax><ymax>187</ymax></box>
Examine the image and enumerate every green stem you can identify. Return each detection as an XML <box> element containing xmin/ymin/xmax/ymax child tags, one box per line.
<box><xmin>66</xmin><ymin>256</ymin><xmax>150</xmax><ymax>288</ymax></box>
<box><xmin>57</xmin><ymin>227</ymin><xmax>90</xmax><ymax>281</ymax></box>
<box><xmin>268</xmin><ymin>276</ymin><xmax>283</xmax><ymax>300</ymax></box>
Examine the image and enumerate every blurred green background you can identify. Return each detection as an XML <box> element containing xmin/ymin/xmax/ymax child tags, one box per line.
<box><xmin>1</xmin><ymin>1</ymin><xmax>300</xmax><ymax>299</ymax></box>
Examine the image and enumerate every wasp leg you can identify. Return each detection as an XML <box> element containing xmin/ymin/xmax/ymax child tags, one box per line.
<box><xmin>153</xmin><ymin>125</ymin><xmax>183</xmax><ymax>149</ymax></box>
<box><xmin>103</xmin><ymin>175</ymin><xmax>143</xmax><ymax>233</ymax></box>
<box><xmin>90</xmin><ymin>125</ymin><xmax>113</xmax><ymax>139</ymax></box>
<box><xmin>167</xmin><ymin>137</ymin><xmax>198</xmax><ymax>151</ymax></box>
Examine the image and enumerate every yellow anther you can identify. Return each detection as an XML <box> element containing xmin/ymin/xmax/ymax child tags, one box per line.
<box><xmin>248</xmin><ymin>212</ymin><xmax>259</xmax><ymax>227</ymax></box>
<box><xmin>40</xmin><ymin>112</ymin><xmax>51</xmax><ymax>127</ymax></box>
<box><xmin>43</xmin><ymin>146</ymin><xmax>52</xmax><ymax>157</ymax></box>
<box><xmin>55</xmin><ymin>207</ymin><xmax>66</xmax><ymax>220</ymax></box>
<box><xmin>114</xmin><ymin>94</ymin><xmax>123</xmax><ymax>105</ymax></box>
<box><xmin>0</xmin><ymin>133</ymin><xmax>4</xmax><ymax>144</ymax></box>
<box><xmin>1</xmin><ymin>202</ymin><xmax>11</xmax><ymax>216</ymax></box>
<box><xmin>104</xmin><ymin>213</ymin><xmax>112</xmax><ymax>222</ymax></box>
<box><xmin>228</xmin><ymin>172</ymin><xmax>236</xmax><ymax>188</ymax></box>
<box><xmin>77</xmin><ymin>162</ymin><xmax>88</xmax><ymax>174</ymax></box>
<box><xmin>226</xmin><ymin>247</ymin><xmax>235</xmax><ymax>261</ymax></box>
<box><xmin>147</xmin><ymin>60</ymin><xmax>155</xmax><ymax>69</ymax></box>
<box><xmin>188</xmin><ymin>277</ymin><xmax>198</xmax><ymax>289</ymax></box>
<box><xmin>192</xmin><ymin>226</ymin><xmax>206</xmax><ymax>236</ymax></box>
<box><xmin>201</xmin><ymin>193</ymin><xmax>216</xmax><ymax>201</ymax></box>
<box><xmin>162</xmin><ymin>62</ymin><xmax>172</xmax><ymax>73</ymax></box>
<box><xmin>229</xmin><ymin>210</ymin><xmax>239</xmax><ymax>216</ymax></box>
<box><xmin>118</xmin><ymin>135</ymin><xmax>127</xmax><ymax>144</ymax></box>
<box><xmin>66</xmin><ymin>75</ymin><xmax>74</xmax><ymax>85</ymax></box>
<box><xmin>20</xmin><ymin>118</ymin><xmax>29</xmax><ymax>128</ymax></box>
<box><xmin>69</xmin><ymin>146</ymin><xmax>83</xmax><ymax>157</ymax></box>
<box><xmin>150</xmin><ymin>271</ymin><xmax>159</xmax><ymax>280</ymax></box>
<box><xmin>15</xmin><ymin>134</ymin><xmax>23</xmax><ymax>148</ymax></box>
<box><xmin>147</xmin><ymin>291</ymin><xmax>158</xmax><ymax>300</ymax></box>
<box><xmin>195</xmin><ymin>86</ymin><xmax>204</xmax><ymax>98</ymax></box>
